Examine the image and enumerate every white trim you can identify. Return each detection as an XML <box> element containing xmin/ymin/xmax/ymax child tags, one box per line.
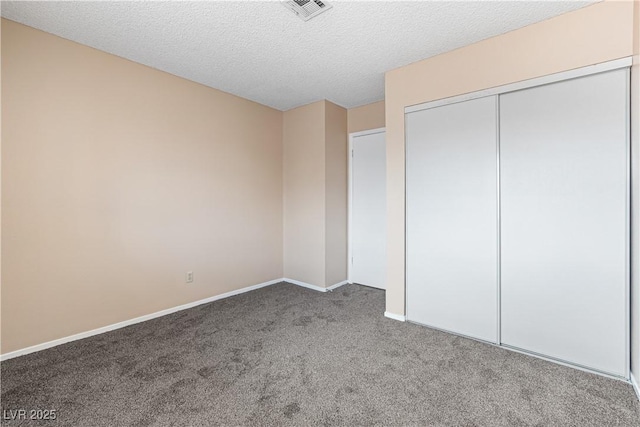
<box><xmin>408</xmin><ymin>318</ymin><xmax>630</xmax><ymax>382</ymax></box>
<box><xmin>631</xmin><ymin>372</ymin><xmax>640</xmax><ymax>401</ymax></box>
<box><xmin>349</xmin><ymin>127</ymin><xmax>386</xmax><ymax>139</ymax></box>
<box><xmin>283</xmin><ymin>278</ymin><xmax>349</xmax><ymax>292</ymax></box>
<box><xmin>0</xmin><ymin>277</ymin><xmax>353</xmax><ymax>361</ymax></box>
<box><xmin>348</xmin><ymin>127</ymin><xmax>386</xmax><ymax>285</ymax></box>
<box><xmin>327</xmin><ymin>280</ymin><xmax>349</xmax><ymax>291</ymax></box>
<box><xmin>405</xmin><ymin>57</ymin><xmax>633</xmax><ymax>114</ymax></box>
<box><xmin>0</xmin><ymin>278</ymin><xmax>283</xmax><ymax>361</ymax></box>
<box><xmin>500</xmin><ymin>344</ymin><xmax>629</xmax><ymax>382</ymax></box>
<box><xmin>384</xmin><ymin>311</ymin><xmax>406</xmax><ymax>322</ymax></box>
<box><xmin>348</xmin><ymin>132</ymin><xmax>354</xmax><ymax>284</ymax></box>
<box><xmin>283</xmin><ymin>278</ymin><xmax>328</xmax><ymax>292</ymax></box>
<box><xmin>624</xmin><ymin>68</ymin><xmax>632</xmax><ymax>379</ymax></box>
<box><xmin>496</xmin><ymin>95</ymin><xmax>502</xmax><ymax>345</ymax></box>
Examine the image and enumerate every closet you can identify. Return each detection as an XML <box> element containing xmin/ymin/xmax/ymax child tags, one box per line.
<box><xmin>406</xmin><ymin>97</ymin><xmax>498</xmax><ymax>343</ymax></box>
<box><xmin>405</xmin><ymin>62</ymin><xmax>630</xmax><ymax>379</ymax></box>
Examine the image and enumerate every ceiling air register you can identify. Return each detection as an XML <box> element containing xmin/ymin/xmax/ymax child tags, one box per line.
<box><xmin>282</xmin><ymin>0</ymin><xmax>333</xmax><ymax>21</ymax></box>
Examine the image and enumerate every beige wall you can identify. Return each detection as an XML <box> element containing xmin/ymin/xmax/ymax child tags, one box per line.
<box><xmin>1</xmin><ymin>20</ymin><xmax>284</xmax><ymax>354</ymax></box>
<box><xmin>347</xmin><ymin>101</ymin><xmax>385</xmax><ymax>134</ymax></box>
<box><xmin>5</xmin><ymin>1</ymin><xmax>635</xmax><ymax>359</ymax></box>
<box><xmin>324</xmin><ymin>102</ymin><xmax>348</xmax><ymax>287</ymax></box>
<box><xmin>283</xmin><ymin>100</ymin><xmax>348</xmax><ymax>288</ymax></box>
<box><xmin>631</xmin><ymin>0</ymin><xmax>640</xmax><ymax>383</ymax></box>
<box><xmin>283</xmin><ymin>101</ymin><xmax>326</xmax><ymax>286</ymax></box>
<box><xmin>385</xmin><ymin>1</ymin><xmax>635</xmax><ymax>316</ymax></box>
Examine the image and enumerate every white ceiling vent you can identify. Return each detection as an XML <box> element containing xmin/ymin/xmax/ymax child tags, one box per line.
<box><xmin>282</xmin><ymin>0</ymin><xmax>332</xmax><ymax>22</ymax></box>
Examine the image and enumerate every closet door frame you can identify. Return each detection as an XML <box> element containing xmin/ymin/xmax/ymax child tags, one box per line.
<box><xmin>405</xmin><ymin>57</ymin><xmax>631</xmax><ymax>114</ymax></box>
<box><xmin>403</xmin><ymin>56</ymin><xmax>632</xmax><ymax>381</ymax></box>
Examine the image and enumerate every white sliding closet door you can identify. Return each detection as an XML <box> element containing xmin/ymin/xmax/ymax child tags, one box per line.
<box><xmin>500</xmin><ymin>69</ymin><xmax>629</xmax><ymax>377</ymax></box>
<box><xmin>406</xmin><ymin>96</ymin><xmax>498</xmax><ymax>343</ymax></box>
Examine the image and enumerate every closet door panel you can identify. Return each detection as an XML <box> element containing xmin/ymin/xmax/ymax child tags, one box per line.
<box><xmin>406</xmin><ymin>96</ymin><xmax>498</xmax><ymax>343</ymax></box>
<box><xmin>500</xmin><ymin>69</ymin><xmax>628</xmax><ymax>377</ymax></box>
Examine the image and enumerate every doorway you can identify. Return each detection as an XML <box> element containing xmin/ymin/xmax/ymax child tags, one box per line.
<box><xmin>349</xmin><ymin>128</ymin><xmax>387</xmax><ymax>290</ymax></box>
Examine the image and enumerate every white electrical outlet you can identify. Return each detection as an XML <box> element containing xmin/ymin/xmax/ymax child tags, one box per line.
<box><xmin>186</xmin><ymin>271</ymin><xmax>194</xmax><ymax>283</ymax></box>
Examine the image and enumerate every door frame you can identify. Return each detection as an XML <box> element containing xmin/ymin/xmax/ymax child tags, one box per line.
<box><xmin>348</xmin><ymin>127</ymin><xmax>386</xmax><ymax>285</ymax></box>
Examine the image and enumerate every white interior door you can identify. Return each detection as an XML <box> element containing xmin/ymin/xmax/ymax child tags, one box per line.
<box><xmin>350</xmin><ymin>130</ymin><xmax>386</xmax><ymax>289</ymax></box>
<box><xmin>406</xmin><ymin>96</ymin><xmax>498</xmax><ymax>343</ymax></box>
<box><xmin>500</xmin><ymin>69</ymin><xmax>629</xmax><ymax>377</ymax></box>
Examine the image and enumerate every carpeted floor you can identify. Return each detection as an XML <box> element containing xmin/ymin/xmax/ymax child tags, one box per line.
<box><xmin>1</xmin><ymin>282</ymin><xmax>639</xmax><ymax>426</ymax></box>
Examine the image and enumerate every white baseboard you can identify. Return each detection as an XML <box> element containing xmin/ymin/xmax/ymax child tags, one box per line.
<box><xmin>631</xmin><ymin>371</ymin><xmax>640</xmax><ymax>401</ymax></box>
<box><xmin>384</xmin><ymin>311</ymin><xmax>406</xmax><ymax>322</ymax></box>
<box><xmin>327</xmin><ymin>280</ymin><xmax>349</xmax><ymax>291</ymax></box>
<box><xmin>284</xmin><ymin>278</ymin><xmax>327</xmax><ymax>292</ymax></box>
<box><xmin>1</xmin><ymin>277</ymin><xmax>355</xmax><ymax>362</ymax></box>
<box><xmin>283</xmin><ymin>278</ymin><xmax>349</xmax><ymax>293</ymax></box>
<box><xmin>0</xmin><ymin>278</ymin><xmax>283</xmax><ymax>362</ymax></box>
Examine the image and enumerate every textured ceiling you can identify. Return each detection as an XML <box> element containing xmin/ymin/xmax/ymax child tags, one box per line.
<box><xmin>1</xmin><ymin>1</ymin><xmax>594</xmax><ymax>111</ymax></box>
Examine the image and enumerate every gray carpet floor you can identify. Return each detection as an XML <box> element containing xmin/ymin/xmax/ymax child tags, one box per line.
<box><xmin>1</xmin><ymin>282</ymin><xmax>639</xmax><ymax>426</ymax></box>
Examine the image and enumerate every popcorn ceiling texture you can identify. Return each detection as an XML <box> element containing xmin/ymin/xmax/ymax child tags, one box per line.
<box><xmin>1</xmin><ymin>1</ymin><xmax>592</xmax><ymax>111</ymax></box>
